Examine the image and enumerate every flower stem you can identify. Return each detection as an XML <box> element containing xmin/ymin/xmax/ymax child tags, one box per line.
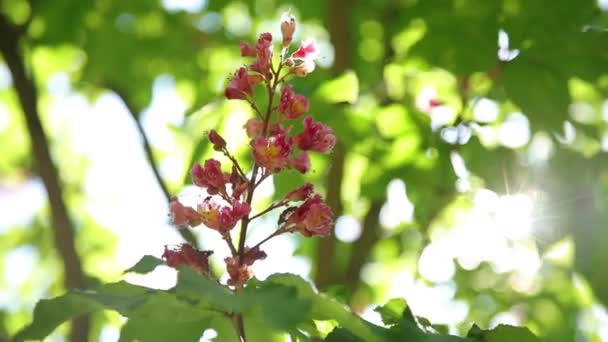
<box><xmin>223</xmin><ymin>150</ymin><xmax>247</xmax><ymax>180</ymax></box>
<box><xmin>222</xmin><ymin>233</ymin><xmax>238</xmax><ymax>256</ymax></box>
<box><xmin>231</xmin><ymin>312</ymin><xmax>247</xmax><ymax>342</ymax></box>
<box><xmin>233</xmin><ymin>51</ymin><xmax>286</xmax><ymax>342</ymax></box>
<box><xmin>249</xmin><ymin>201</ymin><xmax>286</xmax><ymax>221</ymax></box>
<box><xmin>237</xmin><ymin>57</ymin><xmax>284</xmax><ymax>262</ymax></box>
<box><xmin>250</xmin><ymin>228</ymin><xmax>285</xmax><ymax>251</ymax></box>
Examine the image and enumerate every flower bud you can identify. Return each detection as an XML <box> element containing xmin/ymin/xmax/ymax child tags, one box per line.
<box><xmin>208</xmin><ymin>129</ymin><xmax>226</xmax><ymax>151</ymax></box>
<box><xmin>244</xmin><ymin>118</ymin><xmax>263</xmax><ymax>138</ymax></box>
<box><xmin>288</xmin><ymin>152</ymin><xmax>311</xmax><ymax>174</ymax></box>
<box><xmin>240</xmin><ymin>42</ymin><xmax>256</xmax><ymax>57</ymax></box>
<box><xmin>280</xmin><ymin>13</ymin><xmax>296</xmax><ymax>47</ymax></box>
<box><xmin>285</xmin><ymin>183</ymin><xmax>314</xmax><ymax>202</ymax></box>
<box><xmin>192</xmin><ymin>159</ymin><xmax>229</xmax><ymax>194</ymax></box>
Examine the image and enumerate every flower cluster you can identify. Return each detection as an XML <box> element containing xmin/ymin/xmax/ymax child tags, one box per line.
<box><xmin>164</xmin><ymin>14</ymin><xmax>335</xmax><ymax>288</ymax></box>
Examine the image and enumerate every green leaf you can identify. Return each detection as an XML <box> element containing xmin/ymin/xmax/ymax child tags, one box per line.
<box><xmin>467</xmin><ymin>324</ymin><xmax>539</xmax><ymax>342</ymax></box>
<box><xmin>124</xmin><ymin>255</ymin><xmax>163</xmax><ymax>274</ymax></box>
<box><xmin>13</xmin><ymin>281</ymin><xmax>151</xmax><ymax>341</ymax></box>
<box><xmin>13</xmin><ymin>292</ymin><xmax>101</xmax><ymax>341</ymax></box>
<box><xmin>314</xmin><ymin>71</ymin><xmax>359</xmax><ymax>104</ymax></box>
<box><xmin>325</xmin><ymin>327</ymin><xmax>363</xmax><ymax>342</ymax></box>
<box><xmin>119</xmin><ymin>317</ymin><xmax>208</xmax><ymax>342</ymax></box>
<box><xmin>375</xmin><ymin>104</ymin><xmax>417</xmax><ymax>138</ymax></box>
<box><xmin>374</xmin><ymin>298</ymin><xmax>408</xmax><ymax>326</ymax></box>
<box><xmin>249</xmin><ymin>280</ymin><xmax>312</xmax><ymax>330</ymax></box>
<box><xmin>175</xmin><ymin>267</ymin><xmax>242</xmax><ymax>312</ymax></box>
<box><xmin>503</xmin><ymin>57</ymin><xmax>570</xmax><ymax>131</ymax></box>
<box><xmin>405</xmin><ymin>0</ymin><xmax>500</xmax><ymax>74</ymax></box>
<box><xmin>373</xmin><ymin>298</ymin><xmax>469</xmax><ymax>341</ymax></box>
<box><xmin>255</xmin><ymin>274</ymin><xmax>384</xmax><ymax>341</ymax></box>
<box><xmin>118</xmin><ymin>291</ymin><xmax>224</xmax><ymax>341</ymax></box>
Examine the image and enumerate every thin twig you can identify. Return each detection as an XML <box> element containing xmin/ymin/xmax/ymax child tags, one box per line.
<box><xmin>237</xmin><ymin>58</ymin><xmax>284</xmax><ymax>261</ymax></box>
<box><xmin>223</xmin><ymin>233</ymin><xmax>238</xmax><ymax>256</ymax></box>
<box><xmin>254</xmin><ymin>171</ymin><xmax>270</xmax><ymax>188</ymax></box>
<box><xmin>250</xmin><ymin>228</ymin><xmax>286</xmax><ymax>251</ymax></box>
<box><xmin>232</xmin><ymin>52</ymin><xmax>287</xmax><ymax>342</ymax></box>
<box><xmin>112</xmin><ymin>88</ymin><xmax>199</xmax><ymax>247</ymax></box>
<box><xmin>249</xmin><ymin>201</ymin><xmax>286</xmax><ymax>222</ymax></box>
<box><xmin>245</xmin><ymin>97</ymin><xmax>264</xmax><ymax>120</ymax></box>
<box><xmin>224</xmin><ymin>150</ymin><xmax>248</xmax><ymax>180</ymax></box>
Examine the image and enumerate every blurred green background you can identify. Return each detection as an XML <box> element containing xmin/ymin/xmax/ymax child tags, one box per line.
<box><xmin>1</xmin><ymin>0</ymin><xmax>608</xmax><ymax>340</ymax></box>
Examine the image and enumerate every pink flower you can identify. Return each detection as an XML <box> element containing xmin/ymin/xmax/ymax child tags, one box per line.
<box><xmin>294</xmin><ymin>117</ymin><xmax>336</xmax><ymax>153</ymax></box>
<box><xmin>163</xmin><ymin>244</ymin><xmax>212</xmax><ymax>275</ymax></box>
<box><xmin>244</xmin><ymin>118</ymin><xmax>263</xmax><ymax>138</ymax></box>
<box><xmin>169</xmin><ymin>199</ymin><xmax>201</xmax><ymax>227</ymax></box>
<box><xmin>285</xmin><ymin>183</ymin><xmax>314</xmax><ymax>202</ymax></box>
<box><xmin>191</xmin><ymin>159</ymin><xmax>229</xmax><ymax>195</ymax></box>
<box><xmin>250</xmin><ymin>33</ymin><xmax>274</xmax><ymax>79</ymax></box>
<box><xmin>429</xmin><ymin>99</ymin><xmax>442</xmax><ymax>108</ymax></box>
<box><xmin>280</xmin><ymin>13</ymin><xmax>296</xmax><ymax>47</ymax></box>
<box><xmin>251</xmin><ymin>132</ymin><xmax>293</xmax><ymax>173</ymax></box>
<box><xmin>240</xmin><ymin>42</ymin><xmax>256</xmax><ymax>57</ymax></box>
<box><xmin>198</xmin><ymin>199</ymin><xmax>251</xmax><ymax>233</ymax></box>
<box><xmin>229</xmin><ymin>166</ymin><xmax>249</xmax><ymax>200</ymax></box>
<box><xmin>282</xmin><ymin>195</ymin><xmax>333</xmax><ymax>237</ymax></box>
<box><xmin>208</xmin><ymin>129</ymin><xmax>226</xmax><ymax>151</ymax></box>
<box><xmin>288</xmin><ymin>152</ymin><xmax>311</xmax><ymax>174</ymax></box>
<box><xmin>291</xmin><ymin>59</ymin><xmax>316</xmax><ymax>77</ymax></box>
<box><xmin>225</xmin><ymin>67</ymin><xmax>254</xmax><ymax>100</ymax></box>
<box><xmin>278</xmin><ymin>85</ymin><xmax>309</xmax><ymax>120</ymax></box>
<box><xmin>292</xmin><ymin>39</ymin><xmax>319</xmax><ymax>60</ymax></box>
<box><xmin>267</xmin><ymin>122</ymin><xmax>289</xmax><ymax>136</ymax></box>
<box><xmin>231</xmin><ymin>201</ymin><xmax>252</xmax><ymax>221</ymax></box>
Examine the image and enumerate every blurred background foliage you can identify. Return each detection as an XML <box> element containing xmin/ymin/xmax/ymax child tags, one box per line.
<box><xmin>1</xmin><ymin>0</ymin><xmax>608</xmax><ymax>340</ymax></box>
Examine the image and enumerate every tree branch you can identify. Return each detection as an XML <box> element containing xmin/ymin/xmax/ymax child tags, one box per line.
<box><xmin>0</xmin><ymin>14</ymin><xmax>89</xmax><ymax>342</ymax></box>
<box><xmin>315</xmin><ymin>143</ymin><xmax>345</xmax><ymax>288</ymax></box>
<box><xmin>344</xmin><ymin>200</ymin><xmax>383</xmax><ymax>292</ymax></box>
<box><xmin>314</xmin><ymin>0</ymin><xmax>351</xmax><ymax>289</ymax></box>
<box><xmin>112</xmin><ymin>88</ymin><xmax>199</xmax><ymax>247</ymax></box>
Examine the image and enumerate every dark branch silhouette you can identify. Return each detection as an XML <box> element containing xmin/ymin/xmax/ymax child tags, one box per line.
<box><xmin>345</xmin><ymin>200</ymin><xmax>383</xmax><ymax>292</ymax></box>
<box><xmin>314</xmin><ymin>0</ymin><xmax>351</xmax><ymax>289</ymax></box>
<box><xmin>0</xmin><ymin>14</ymin><xmax>89</xmax><ymax>342</ymax></box>
<box><xmin>112</xmin><ymin>89</ymin><xmax>199</xmax><ymax>247</ymax></box>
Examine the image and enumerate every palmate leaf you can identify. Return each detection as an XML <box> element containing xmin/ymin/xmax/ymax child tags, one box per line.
<box><xmin>14</xmin><ymin>277</ymin><xmax>227</xmax><ymax>341</ymax></box>
<box><xmin>326</xmin><ymin>298</ymin><xmax>540</xmax><ymax>342</ymax></box>
<box><xmin>174</xmin><ymin>266</ymin><xmax>243</xmax><ymax>313</ymax></box>
<box><xmin>13</xmin><ymin>281</ymin><xmax>151</xmax><ymax>341</ymax></box>
<box><xmin>248</xmin><ymin>280</ymin><xmax>312</xmax><ymax>331</ymax></box>
<box><xmin>502</xmin><ymin>56</ymin><xmax>570</xmax><ymax>131</ymax></box>
<box><xmin>119</xmin><ymin>317</ymin><xmax>209</xmax><ymax>342</ymax></box>
<box><xmin>14</xmin><ymin>265</ymin><xmax>540</xmax><ymax>341</ymax></box>
<box><xmin>467</xmin><ymin>324</ymin><xmax>539</xmax><ymax>342</ymax></box>
<box><xmin>259</xmin><ymin>273</ymin><xmax>385</xmax><ymax>341</ymax></box>
<box><xmin>374</xmin><ymin>298</ymin><xmax>408</xmax><ymax>326</ymax></box>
